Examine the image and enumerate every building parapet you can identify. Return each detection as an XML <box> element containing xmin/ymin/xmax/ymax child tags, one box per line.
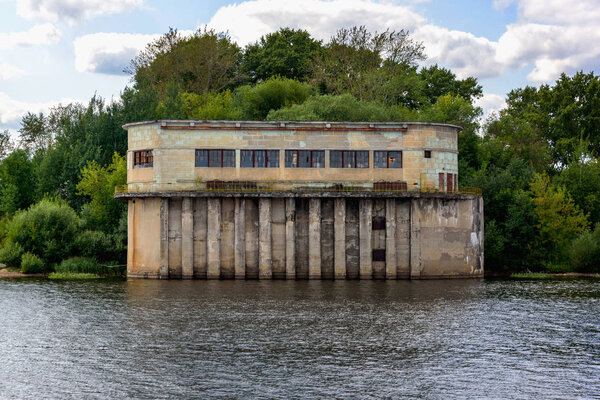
<box><xmin>115</xmin><ymin>181</ymin><xmax>482</xmax><ymax>197</ymax></box>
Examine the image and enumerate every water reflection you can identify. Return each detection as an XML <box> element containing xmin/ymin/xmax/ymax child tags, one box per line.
<box><xmin>1</xmin><ymin>279</ymin><xmax>599</xmax><ymax>399</ymax></box>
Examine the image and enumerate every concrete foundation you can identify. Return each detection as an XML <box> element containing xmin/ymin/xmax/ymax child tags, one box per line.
<box><xmin>125</xmin><ymin>193</ymin><xmax>484</xmax><ymax>279</ymax></box>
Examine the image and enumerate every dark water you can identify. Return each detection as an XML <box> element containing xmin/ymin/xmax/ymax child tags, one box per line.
<box><xmin>1</xmin><ymin>279</ymin><xmax>599</xmax><ymax>399</ymax></box>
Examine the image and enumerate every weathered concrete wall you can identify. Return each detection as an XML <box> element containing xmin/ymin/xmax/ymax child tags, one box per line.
<box><xmin>126</xmin><ymin>194</ymin><xmax>483</xmax><ymax>279</ymax></box>
<box><xmin>125</xmin><ymin>120</ymin><xmax>459</xmax><ymax>192</ymax></box>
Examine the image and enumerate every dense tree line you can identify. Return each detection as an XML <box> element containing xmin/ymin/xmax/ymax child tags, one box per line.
<box><xmin>0</xmin><ymin>26</ymin><xmax>598</xmax><ymax>274</ymax></box>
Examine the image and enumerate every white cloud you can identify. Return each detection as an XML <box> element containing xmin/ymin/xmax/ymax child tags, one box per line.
<box><xmin>493</xmin><ymin>0</ymin><xmax>600</xmax><ymax>82</ymax></box>
<box><xmin>206</xmin><ymin>0</ymin><xmax>425</xmax><ymax>46</ymax></box>
<box><xmin>0</xmin><ymin>63</ymin><xmax>26</xmax><ymax>80</ymax></box>
<box><xmin>0</xmin><ymin>92</ymin><xmax>79</xmax><ymax>126</ymax></box>
<box><xmin>16</xmin><ymin>0</ymin><xmax>144</xmax><ymax>24</ymax></box>
<box><xmin>68</xmin><ymin>0</ymin><xmax>600</xmax><ymax>86</ymax></box>
<box><xmin>475</xmin><ymin>93</ymin><xmax>506</xmax><ymax>120</ymax></box>
<box><xmin>0</xmin><ymin>23</ymin><xmax>61</xmax><ymax>49</ymax></box>
<box><xmin>414</xmin><ymin>25</ymin><xmax>502</xmax><ymax>79</ymax></box>
<box><xmin>73</xmin><ymin>32</ymin><xmax>159</xmax><ymax>74</ymax></box>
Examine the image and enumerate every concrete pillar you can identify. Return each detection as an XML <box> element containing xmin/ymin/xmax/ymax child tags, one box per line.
<box><xmin>334</xmin><ymin>198</ymin><xmax>346</xmax><ymax>280</ymax></box>
<box><xmin>181</xmin><ymin>197</ymin><xmax>193</xmax><ymax>279</ymax></box>
<box><xmin>259</xmin><ymin>198</ymin><xmax>272</xmax><ymax>279</ymax></box>
<box><xmin>410</xmin><ymin>198</ymin><xmax>421</xmax><ymax>279</ymax></box>
<box><xmin>234</xmin><ymin>198</ymin><xmax>246</xmax><ymax>279</ymax></box>
<box><xmin>127</xmin><ymin>200</ymin><xmax>135</xmax><ymax>274</ymax></box>
<box><xmin>159</xmin><ymin>198</ymin><xmax>169</xmax><ymax>279</ymax></box>
<box><xmin>207</xmin><ymin>198</ymin><xmax>221</xmax><ymax>279</ymax></box>
<box><xmin>285</xmin><ymin>198</ymin><xmax>295</xmax><ymax>280</ymax></box>
<box><xmin>359</xmin><ymin>199</ymin><xmax>373</xmax><ymax>279</ymax></box>
<box><xmin>309</xmin><ymin>198</ymin><xmax>321</xmax><ymax>279</ymax></box>
<box><xmin>385</xmin><ymin>199</ymin><xmax>397</xmax><ymax>280</ymax></box>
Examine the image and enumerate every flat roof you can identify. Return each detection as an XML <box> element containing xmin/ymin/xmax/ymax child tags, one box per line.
<box><xmin>122</xmin><ymin>119</ymin><xmax>463</xmax><ymax>131</ymax></box>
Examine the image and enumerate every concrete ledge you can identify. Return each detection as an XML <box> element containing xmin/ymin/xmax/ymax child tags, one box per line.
<box><xmin>116</xmin><ymin>191</ymin><xmax>481</xmax><ymax>200</ymax></box>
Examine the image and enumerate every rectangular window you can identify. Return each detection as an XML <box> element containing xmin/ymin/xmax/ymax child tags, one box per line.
<box><xmin>267</xmin><ymin>150</ymin><xmax>279</xmax><ymax>168</ymax></box>
<box><xmin>241</xmin><ymin>150</ymin><xmax>279</xmax><ymax>168</ymax></box>
<box><xmin>223</xmin><ymin>150</ymin><xmax>235</xmax><ymax>167</ymax></box>
<box><xmin>372</xmin><ymin>249</ymin><xmax>386</xmax><ymax>262</ymax></box>
<box><xmin>285</xmin><ymin>150</ymin><xmax>298</xmax><ymax>168</ymax></box>
<box><xmin>447</xmin><ymin>173</ymin><xmax>453</xmax><ymax>193</ymax></box>
<box><xmin>439</xmin><ymin>173</ymin><xmax>445</xmax><ymax>191</ymax></box>
<box><xmin>285</xmin><ymin>150</ymin><xmax>324</xmax><ymax>168</ymax></box>
<box><xmin>374</xmin><ymin>151</ymin><xmax>402</xmax><ymax>168</ymax></box>
<box><xmin>195</xmin><ymin>150</ymin><xmax>208</xmax><ymax>167</ymax></box>
<box><xmin>332</xmin><ymin>151</ymin><xmax>369</xmax><ymax>168</ymax></box>
<box><xmin>209</xmin><ymin>150</ymin><xmax>222</xmax><ymax>167</ymax></box>
<box><xmin>356</xmin><ymin>151</ymin><xmax>369</xmax><ymax>168</ymax></box>
<box><xmin>372</xmin><ymin>216</ymin><xmax>386</xmax><ymax>230</ymax></box>
<box><xmin>424</xmin><ymin>150</ymin><xmax>432</xmax><ymax>159</ymax></box>
<box><xmin>133</xmin><ymin>150</ymin><xmax>153</xmax><ymax>168</ymax></box>
<box><xmin>330</xmin><ymin>151</ymin><xmax>342</xmax><ymax>168</ymax></box>
<box><xmin>196</xmin><ymin>149</ymin><xmax>235</xmax><ymax>167</ymax></box>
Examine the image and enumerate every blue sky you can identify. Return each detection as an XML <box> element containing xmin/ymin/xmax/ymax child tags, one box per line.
<box><xmin>0</xmin><ymin>0</ymin><xmax>598</xmax><ymax>132</ymax></box>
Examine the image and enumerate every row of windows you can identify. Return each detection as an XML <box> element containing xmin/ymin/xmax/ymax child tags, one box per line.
<box><xmin>134</xmin><ymin>149</ymin><xmax>431</xmax><ymax>169</ymax></box>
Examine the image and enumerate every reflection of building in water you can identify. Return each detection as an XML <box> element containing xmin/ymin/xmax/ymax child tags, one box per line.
<box><xmin>116</xmin><ymin>120</ymin><xmax>484</xmax><ymax>280</ymax></box>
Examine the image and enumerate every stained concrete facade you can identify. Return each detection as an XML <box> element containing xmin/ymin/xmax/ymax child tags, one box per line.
<box><xmin>119</xmin><ymin>120</ymin><xmax>483</xmax><ymax>279</ymax></box>
<box><xmin>123</xmin><ymin>194</ymin><xmax>484</xmax><ymax>279</ymax></box>
<box><xmin>125</xmin><ymin>120</ymin><xmax>459</xmax><ymax>192</ymax></box>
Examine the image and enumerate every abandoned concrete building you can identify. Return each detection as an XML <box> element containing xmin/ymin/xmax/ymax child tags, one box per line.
<box><xmin>116</xmin><ymin>120</ymin><xmax>484</xmax><ymax>279</ymax></box>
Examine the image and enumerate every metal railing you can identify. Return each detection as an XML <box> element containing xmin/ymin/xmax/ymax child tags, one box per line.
<box><xmin>115</xmin><ymin>181</ymin><xmax>482</xmax><ymax>196</ymax></box>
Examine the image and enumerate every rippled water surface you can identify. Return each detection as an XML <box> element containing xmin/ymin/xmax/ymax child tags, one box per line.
<box><xmin>1</xmin><ymin>279</ymin><xmax>599</xmax><ymax>399</ymax></box>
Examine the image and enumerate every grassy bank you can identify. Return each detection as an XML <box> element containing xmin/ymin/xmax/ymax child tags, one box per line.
<box><xmin>48</xmin><ymin>272</ymin><xmax>103</xmax><ymax>280</ymax></box>
<box><xmin>510</xmin><ymin>272</ymin><xmax>600</xmax><ymax>280</ymax></box>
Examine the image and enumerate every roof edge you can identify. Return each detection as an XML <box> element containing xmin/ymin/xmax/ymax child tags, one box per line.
<box><xmin>122</xmin><ymin>119</ymin><xmax>463</xmax><ymax>131</ymax></box>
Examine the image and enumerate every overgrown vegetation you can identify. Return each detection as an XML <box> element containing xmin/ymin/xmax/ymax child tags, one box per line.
<box><xmin>1</xmin><ymin>26</ymin><xmax>599</xmax><ymax>275</ymax></box>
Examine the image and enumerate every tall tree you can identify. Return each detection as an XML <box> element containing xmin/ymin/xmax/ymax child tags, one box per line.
<box><xmin>243</xmin><ymin>28</ymin><xmax>321</xmax><ymax>82</ymax></box>
<box><xmin>129</xmin><ymin>28</ymin><xmax>244</xmax><ymax>97</ymax></box>
<box><xmin>419</xmin><ymin>65</ymin><xmax>482</xmax><ymax>104</ymax></box>
<box><xmin>311</xmin><ymin>26</ymin><xmax>426</xmax><ymax>105</ymax></box>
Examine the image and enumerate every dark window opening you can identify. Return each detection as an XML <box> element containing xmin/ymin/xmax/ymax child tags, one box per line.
<box><xmin>196</xmin><ymin>149</ymin><xmax>235</xmax><ymax>167</ymax></box>
<box><xmin>372</xmin><ymin>216</ymin><xmax>386</xmax><ymax>230</ymax></box>
<box><xmin>374</xmin><ymin>151</ymin><xmax>402</xmax><ymax>168</ymax></box>
<box><xmin>241</xmin><ymin>150</ymin><xmax>279</xmax><ymax>168</ymax></box>
<box><xmin>285</xmin><ymin>150</ymin><xmax>324</xmax><ymax>168</ymax></box>
<box><xmin>424</xmin><ymin>150</ymin><xmax>432</xmax><ymax>159</ymax></box>
<box><xmin>331</xmin><ymin>150</ymin><xmax>369</xmax><ymax>168</ymax></box>
<box><xmin>133</xmin><ymin>150</ymin><xmax>153</xmax><ymax>168</ymax></box>
<box><xmin>372</xmin><ymin>249</ymin><xmax>386</xmax><ymax>262</ymax></box>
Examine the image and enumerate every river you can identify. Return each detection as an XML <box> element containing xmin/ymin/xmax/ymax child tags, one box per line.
<box><xmin>1</xmin><ymin>279</ymin><xmax>599</xmax><ymax>399</ymax></box>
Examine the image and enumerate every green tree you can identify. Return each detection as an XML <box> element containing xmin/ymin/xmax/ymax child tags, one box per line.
<box><xmin>530</xmin><ymin>173</ymin><xmax>589</xmax><ymax>263</ymax></box>
<box><xmin>235</xmin><ymin>76</ymin><xmax>314</xmax><ymax>120</ymax></box>
<box><xmin>19</xmin><ymin>112</ymin><xmax>52</xmax><ymax>151</ymax></box>
<box><xmin>419</xmin><ymin>65</ymin><xmax>482</xmax><ymax>104</ymax></box>
<box><xmin>267</xmin><ymin>93</ymin><xmax>405</xmax><ymax>121</ymax></box>
<box><xmin>180</xmin><ymin>90</ymin><xmax>242</xmax><ymax>120</ymax></box>
<box><xmin>3</xmin><ymin>199</ymin><xmax>81</xmax><ymax>265</ymax></box>
<box><xmin>0</xmin><ymin>130</ymin><xmax>13</xmax><ymax>160</ymax></box>
<box><xmin>243</xmin><ymin>28</ymin><xmax>321</xmax><ymax>82</ymax></box>
<box><xmin>129</xmin><ymin>28</ymin><xmax>244</xmax><ymax>97</ymax></box>
<box><xmin>76</xmin><ymin>152</ymin><xmax>127</xmax><ymax>233</ymax></box>
<box><xmin>311</xmin><ymin>26</ymin><xmax>426</xmax><ymax>103</ymax></box>
<box><xmin>0</xmin><ymin>149</ymin><xmax>35</xmax><ymax>215</ymax></box>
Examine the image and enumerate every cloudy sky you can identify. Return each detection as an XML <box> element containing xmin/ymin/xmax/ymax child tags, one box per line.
<box><xmin>0</xmin><ymin>0</ymin><xmax>598</xmax><ymax>131</ymax></box>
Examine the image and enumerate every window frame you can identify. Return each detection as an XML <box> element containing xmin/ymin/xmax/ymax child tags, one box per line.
<box><xmin>240</xmin><ymin>149</ymin><xmax>279</xmax><ymax>168</ymax></box>
<box><xmin>374</xmin><ymin>151</ymin><xmax>402</xmax><ymax>168</ymax></box>
<box><xmin>133</xmin><ymin>149</ymin><xmax>153</xmax><ymax>168</ymax></box>
<box><xmin>424</xmin><ymin>150</ymin><xmax>432</xmax><ymax>159</ymax></box>
<box><xmin>195</xmin><ymin>149</ymin><xmax>235</xmax><ymax>168</ymax></box>
<box><xmin>330</xmin><ymin>150</ymin><xmax>369</xmax><ymax>168</ymax></box>
<box><xmin>284</xmin><ymin>150</ymin><xmax>325</xmax><ymax>168</ymax></box>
